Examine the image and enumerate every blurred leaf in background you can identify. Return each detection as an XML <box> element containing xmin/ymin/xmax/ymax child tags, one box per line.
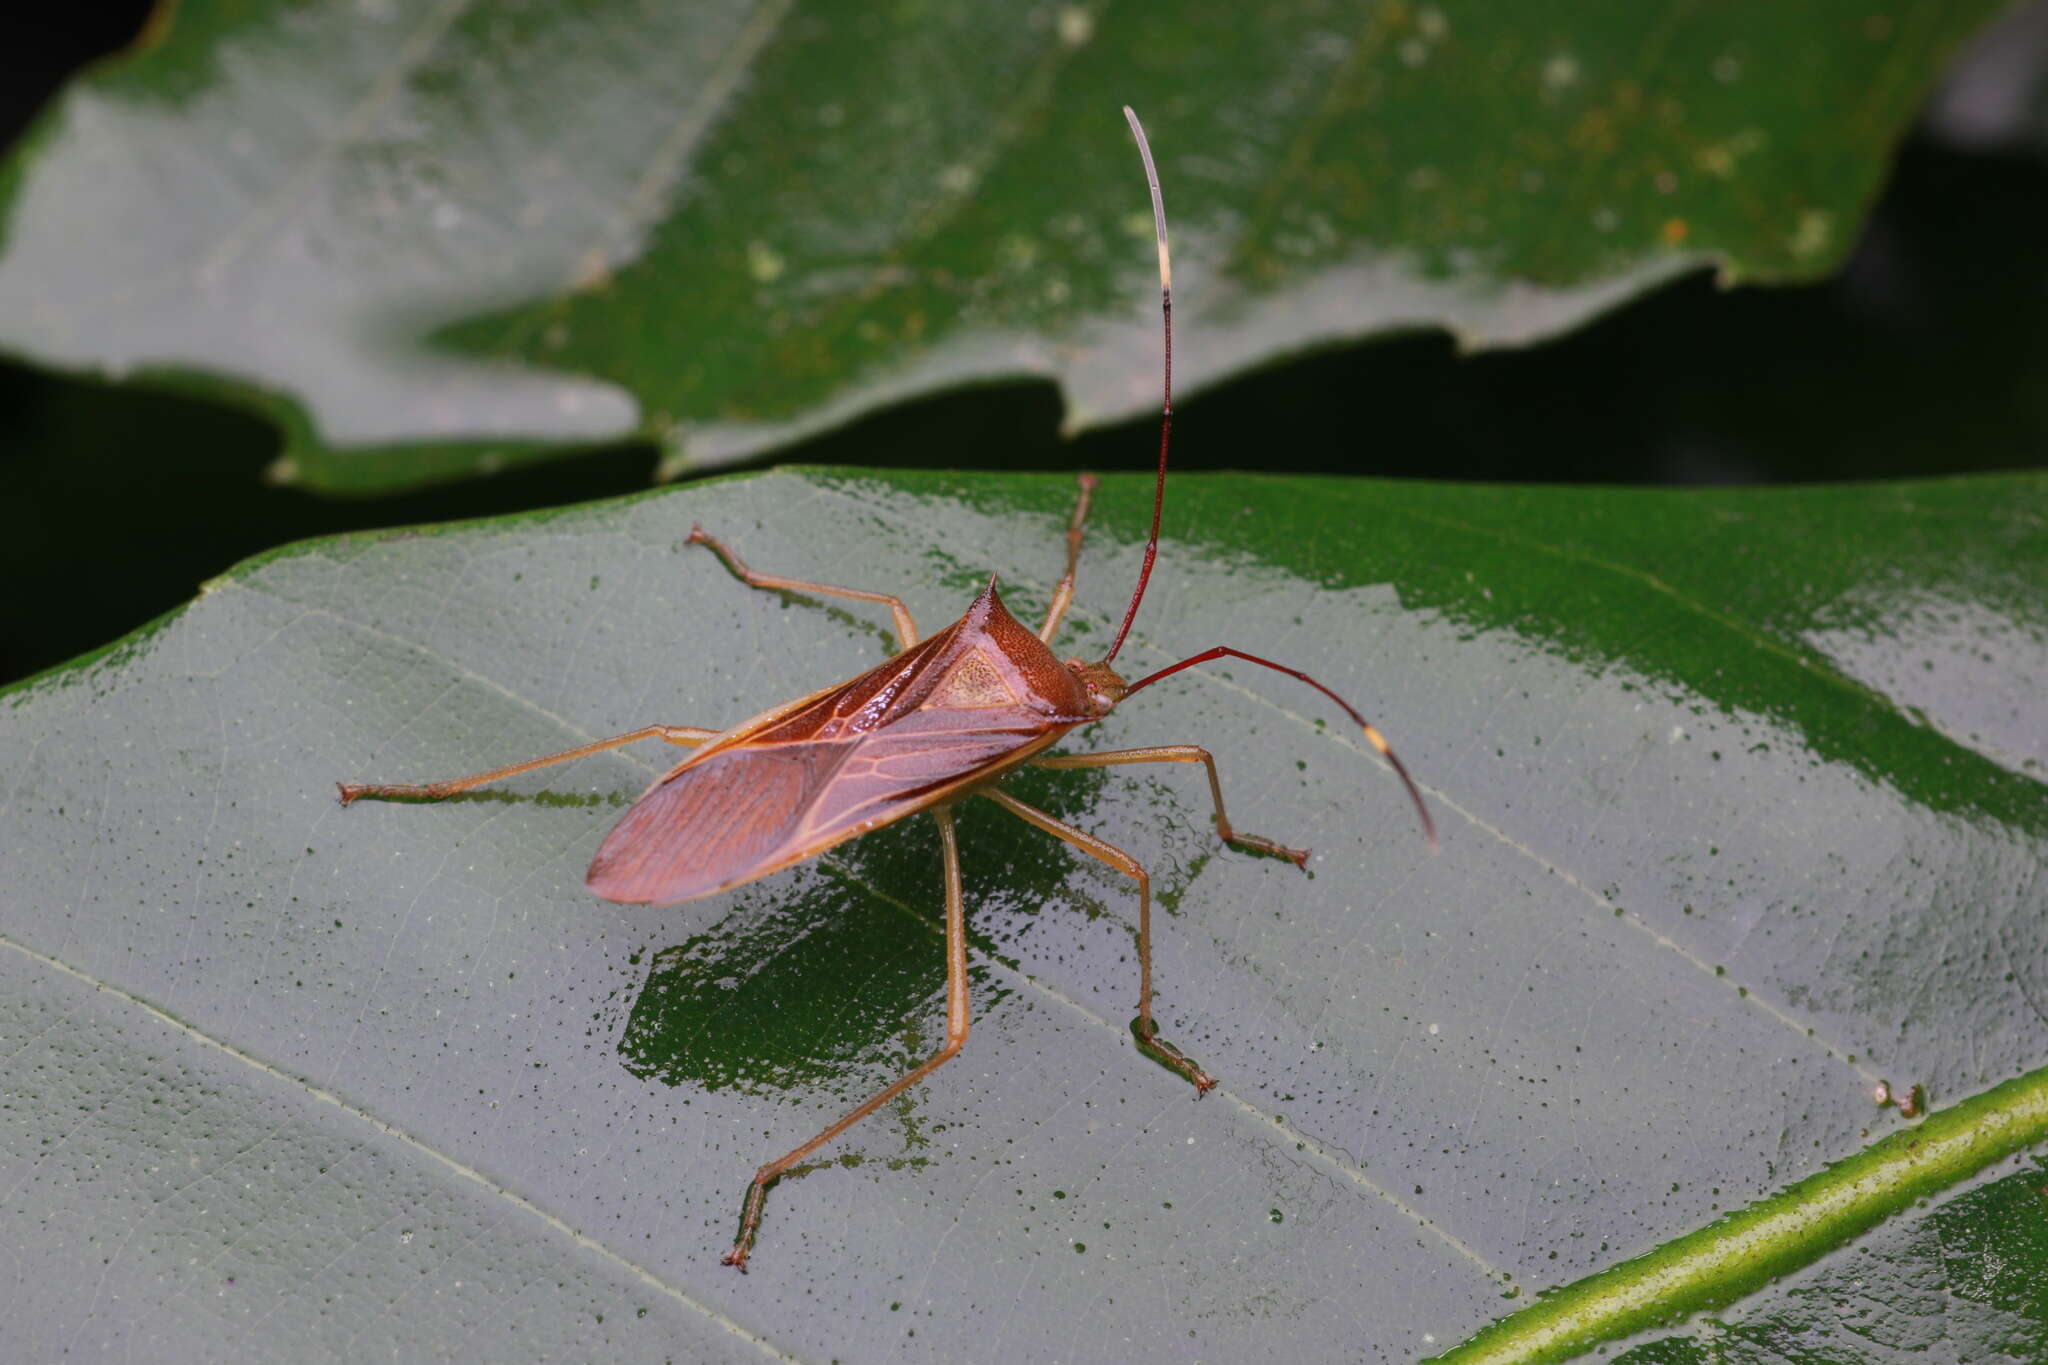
<box><xmin>7</xmin><ymin>4</ymin><xmax>2048</xmax><ymax>682</ymax></box>
<box><xmin>0</xmin><ymin>0</ymin><xmax>2012</xmax><ymax>492</ymax></box>
<box><xmin>7</xmin><ymin>5</ymin><xmax>2048</xmax><ymax>687</ymax></box>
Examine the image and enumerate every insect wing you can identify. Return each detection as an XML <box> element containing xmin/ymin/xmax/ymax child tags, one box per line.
<box><xmin>586</xmin><ymin>590</ymin><xmax>1078</xmax><ymax>906</ymax></box>
<box><xmin>585</xmin><ymin>739</ymin><xmax>849</xmax><ymax>904</ymax></box>
<box><xmin>584</xmin><ymin>714</ymin><xmax>1062</xmax><ymax>906</ymax></box>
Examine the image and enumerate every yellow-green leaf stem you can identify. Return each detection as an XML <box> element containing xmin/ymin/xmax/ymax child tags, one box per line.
<box><xmin>1434</xmin><ymin>1066</ymin><xmax>2048</xmax><ymax>1364</ymax></box>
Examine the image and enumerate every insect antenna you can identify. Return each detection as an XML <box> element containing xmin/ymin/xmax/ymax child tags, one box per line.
<box><xmin>1093</xmin><ymin>110</ymin><xmax>1433</xmax><ymax>848</ymax></box>
<box><xmin>1103</xmin><ymin>104</ymin><xmax>1172</xmax><ymax>666</ymax></box>
<box><xmin>1121</xmin><ymin>646</ymin><xmax>1438</xmax><ymax>847</ymax></box>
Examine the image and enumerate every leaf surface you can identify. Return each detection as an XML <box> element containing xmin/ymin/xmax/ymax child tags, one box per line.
<box><xmin>2</xmin><ymin>469</ymin><xmax>2042</xmax><ymax>1360</ymax></box>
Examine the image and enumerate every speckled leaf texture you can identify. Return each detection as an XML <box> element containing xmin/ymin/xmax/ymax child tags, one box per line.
<box><xmin>0</xmin><ymin>0</ymin><xmax>2008</xmax><ymax>491</ymax></box>
<box><xmin>2</xmin><ymin>469</ymin><xmax>2042</xmax><ymax>1361</ymax></box>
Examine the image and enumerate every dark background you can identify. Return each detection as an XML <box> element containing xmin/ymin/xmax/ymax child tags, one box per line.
<box><xmin>5</xmin><ymin>3</ymin><xmax>2047</xmax><ymax>686</ymax></box>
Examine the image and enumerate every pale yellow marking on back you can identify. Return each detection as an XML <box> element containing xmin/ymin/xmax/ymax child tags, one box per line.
<box><xmin>927</xmin><ymin>648</ymin><xmax>1018</xmax><ymax>710</ymax></box>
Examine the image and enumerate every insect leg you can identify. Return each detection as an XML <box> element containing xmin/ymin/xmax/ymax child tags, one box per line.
<box><xmin>723</xmin><ymin>806</ymin><xmax>970</xmax><ymax>1270</ymax></box>
<box><xmin>688</xmin><ymin>526</ymin><xmax>919</xmax><ymax>648</ymax></box>
<box><xmin>1034</xmin><ymin>746</ymin><xmax>1310</xmax><ymax>868</ymax></box>
<box><xmin>1038</xmin><ymin>473</ymin><xmax>1100</xmax><ymax>642</ymax></box>
<box><xmin>980</xmin><ymin>789</ymin><xmax>1215</xmax><ymax>1095</ymax></box>
<box><xmin>336</xmin><ymin>725</ymin><xmax>715</xmax><ymax>804</ymax></box>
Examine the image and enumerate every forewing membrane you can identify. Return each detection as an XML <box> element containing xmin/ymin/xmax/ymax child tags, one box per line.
<box><xmin>586</xmin><ymin>582</ymin><xmax>1083</xmax><ymax>907</ymax></box>
<box><xmin>586</xmin><ymin>743</ymin><xmax>845</xmax><ymax>904</ymax></box>
<box><xmin>584</xmin><ymin>715</ymin><xmax>1057</xmax><ymax>906</ymax></box>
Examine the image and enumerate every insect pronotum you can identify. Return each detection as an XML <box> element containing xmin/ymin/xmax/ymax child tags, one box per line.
<box><xmin>339</xmin><ymin>106</ymin><xmax>1436</xmax><ymax>1270</ymax></box>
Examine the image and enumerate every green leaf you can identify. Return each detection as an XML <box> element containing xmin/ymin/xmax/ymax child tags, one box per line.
<box><xmin>0</xmin><ymin>1</ymin><xmax>2003</xmax><ymax>492</ymax></box>
<box><xmin>1609</xmin><ymin>1159</ymin><xmax>2048</xmax><ymax>1363</ymax></box>
<box><xmin>1434</xmin><ymin>1072</ymin><xmax>2048</xmax><ymax>1363</ymax></box>
<box><xmin>3</xmin><ymin>469</ymin><xmax>2042</xmax><ymax>1360</ymax></box>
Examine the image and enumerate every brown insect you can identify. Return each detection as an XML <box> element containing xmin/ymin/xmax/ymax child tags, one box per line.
<box><xmin>339</xmin><ymin>107</ymin><xmax>1435</xmax><ymax>1270</ymax></box>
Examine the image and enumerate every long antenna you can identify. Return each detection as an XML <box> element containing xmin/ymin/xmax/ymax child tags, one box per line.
<box><xmin>1103</xmin><ymin>104</ymin><xmax>1172</xmax><ymax>665</ymax></box>
<box><xmin>1096</xmin><ymin>108</ymin><xmax>1433</xmax><ymax>848</ymax></box>
<box><xmin>1122</xmin><ymin>646</ymin><xmax>1438</xmax><ymax>848</ymax></box>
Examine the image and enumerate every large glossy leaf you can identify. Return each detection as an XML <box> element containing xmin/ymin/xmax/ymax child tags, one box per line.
<box><xmin>2</xmin><ymin>469</ymin><xmax>2042</xmax><ymax>1361</ymax></box>
<box><xmin>0</xmin><ymin>1</ymin><xmax>2005</xmax><ymax>492</ymax></box>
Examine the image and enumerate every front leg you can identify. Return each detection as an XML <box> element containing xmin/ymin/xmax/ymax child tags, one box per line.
<box><xmin>1038</xmin><ymin>473</ymin><xmax>1099</xmax><ymax>642</ymax></box>
<box><xmin>981</xmin><ymin>788</ymin><xmax>1215</xmax><ymax>1094</ymax></box>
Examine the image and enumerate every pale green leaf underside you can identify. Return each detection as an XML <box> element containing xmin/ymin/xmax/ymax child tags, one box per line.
<box><xmin>2</xmin><ymin>469</ymin><xmax>2042</xmax><ymax>1360</ymax></box>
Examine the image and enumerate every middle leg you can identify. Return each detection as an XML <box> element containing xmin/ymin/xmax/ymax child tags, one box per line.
<box><xmin>980</xmin><ymin>788</ymin><xmax>1215</xmax><ymax>1094</ymax></box>
<box><xmin>722</xmin><ymin>805</ymin><xmax>970</xmax><ymax>1269</ymax></box>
